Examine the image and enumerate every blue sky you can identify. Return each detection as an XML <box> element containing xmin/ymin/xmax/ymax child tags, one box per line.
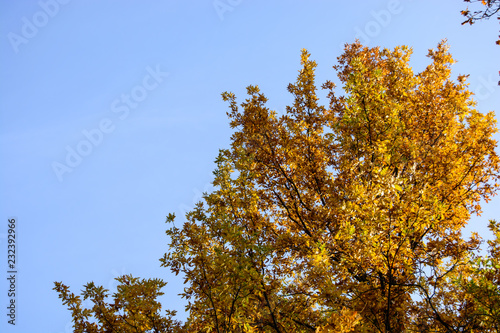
<box><xmin>0</xmin><ymin>1</ymin><xmax>499</xmax><ymax>332</ymax></box>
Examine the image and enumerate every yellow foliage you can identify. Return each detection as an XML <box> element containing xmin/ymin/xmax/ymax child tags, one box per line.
<box><xmin>55</xmin><ymin>41</ymin><xmax>500</xmax><ymax>332</ymax></box>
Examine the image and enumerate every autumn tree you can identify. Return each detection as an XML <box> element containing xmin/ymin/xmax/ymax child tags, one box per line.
<box><xmin>163</xmin><ymin>41</ymin><xmax>500</xmax><ymax>332</ymax></box>
<box><xmin>55</xmin><ymin>41</ymin><xmax>500</xmax><ymax>332</ymax></box>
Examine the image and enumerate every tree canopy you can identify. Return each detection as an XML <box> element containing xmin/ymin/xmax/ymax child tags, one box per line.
<box><xmin>55</xmin><ymin>41</ymin><xmax>500</xmax><ymax>332</ymax></box>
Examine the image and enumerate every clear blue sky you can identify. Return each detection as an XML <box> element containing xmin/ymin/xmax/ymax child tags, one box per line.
<box><xmin>0</xmin><ymin>1</ymin><xmax>499</xmax><ymax>332</ymax></box>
